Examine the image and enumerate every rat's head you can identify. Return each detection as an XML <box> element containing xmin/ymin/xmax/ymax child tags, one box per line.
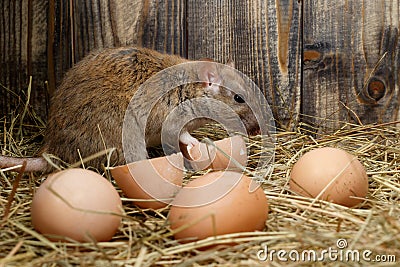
<box><xmin>189</xmin><ymin>61</ymin><xmax>261</xmax><ymax>135</ymax></box>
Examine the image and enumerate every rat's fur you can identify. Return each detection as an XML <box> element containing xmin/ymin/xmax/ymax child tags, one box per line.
<box><xmin>0</xmin><ymin>47</ymin><xmax>258</xmax><ymax>172</ymax></box>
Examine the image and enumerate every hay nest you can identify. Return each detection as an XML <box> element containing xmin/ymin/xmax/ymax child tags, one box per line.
<box><xmin>1</xmin><ymin>91</ymin><xmax>399</xmax><ymax>267</ymax></box>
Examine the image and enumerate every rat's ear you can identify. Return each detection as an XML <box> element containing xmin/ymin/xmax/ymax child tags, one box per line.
<box><xmin>226</xmin><ymin>58</ymin><xmax>235</xmax><ymax>68</ymax></box>
<box><xmin>199</xmin><ymin>62</ymin><xmax>221</xmax><ymax>95</ymax></box>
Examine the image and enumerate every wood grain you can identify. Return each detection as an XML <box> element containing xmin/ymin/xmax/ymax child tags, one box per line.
<box><xmin>139</xmin><ymin>0</ymin><xmax>187</xmax><ymax>56</ymax></box>
<box><xmin>302</xmin><ymin>0</ymin><xmax>400</xmax><ymax>131</ymax></box>
<box><xmin>1</xmin><ymin>0</ymin><xmax>399</xmax><ymax>132</ymax></box>
<box><xmin>48</xmin><ymin>0</ymin><xmax>146</xmax><ymax>92</ymax></box>
<box><xmin>70</xmin><ymin>0</ymin><xmax>187</xmax><ymax>59</ymax></box>
<box><xmin>48</xmin><ymin>0</ymin><xmax>187</xmax><ymax>91</ymax></box>
<box><xmin>0</xmin><ymin>0</ymin><xmax>48</xmax><ymax>119</ymax></box>
<box><xmin>187</xmin><ymin>0</ymin><xmax>302</xmax><ymax>129</ymax></box>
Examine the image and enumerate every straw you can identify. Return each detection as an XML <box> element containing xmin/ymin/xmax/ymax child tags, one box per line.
<box><xmin>0</xmin><ymin>85</ymin><xmax>399</xmax><ymax>266</ymax></box>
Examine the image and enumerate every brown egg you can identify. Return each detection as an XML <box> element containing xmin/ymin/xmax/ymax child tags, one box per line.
<box><xmin>31</xmin><ymin>168</ymin><xmax>122</xmax><ymax>242</ymax></box>
<box><xmin>184</xmin><ymin>135</ymin><xmax>247</xmax><ymax>171</ymax></box>
<box><xmin>168</xmin><ymin>171</ymin><xmax>268</xmax><ymax>243</ymax></box>
<box><xmin>289</xmin><ymin>147</ymin><xmax>368</xmax><ymax>207</ymax></box>
<box><xmin>110</xmin><ymin>153</ymin><xmax>184</xmax><ymax>209</ymax></box>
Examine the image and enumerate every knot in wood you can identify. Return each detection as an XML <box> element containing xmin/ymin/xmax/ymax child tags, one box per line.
<box><xmin>367</xmin><ymin>78</ymin><xmax>386</xmax><ymax>102</ymax></box>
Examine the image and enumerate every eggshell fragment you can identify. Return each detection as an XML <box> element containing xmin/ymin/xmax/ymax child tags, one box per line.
<box><xmin>184</xmin><ymin>135</ymin><xmax>247</xmax><ymax>171</ymax></box>
<box><xmin>211</xmin><ymin>136</ymin><xmax>248</xmax><ymax>170</ymax></box>
<box><xmin>31</xmin><ymin>168</ymin><xmax>122</xmax><ymax>242</ymax></box>
<box><xmin>168</xmin><ymin>171</ymin><xmax>268</xmax><ymax>243</ymax></box>
<box><xmin>110</xmin><ymin>153</ymin><xmax>184</xmax><ymax>209</ymax></box>
<box><xmin>289</xmin><ymin>147</ymin><xmax>368</xmax><ymax>207</ymax></box>
<box><xmin>185</xmin><ymin>142</ymin><xmax>216</xmax><ymax>170</ymax></box>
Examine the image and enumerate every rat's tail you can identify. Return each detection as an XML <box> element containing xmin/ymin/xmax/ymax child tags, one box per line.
<box><xmin>0</xmin><ymin>155</ymin><xmax>48</xmax><ymax>172</ymax></box>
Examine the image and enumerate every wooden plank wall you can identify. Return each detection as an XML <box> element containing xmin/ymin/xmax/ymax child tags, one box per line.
<box><xmin>303</xmin><ymin>1</ymin><xmax>400</xmax><ymax>131</ymax></box>
<box><xmin>0</xmin><ymin>0</ymin><xmax>49</xmax><ymax>119</ymax></box>
<box><xmin>187</xmin><ymin>1</ymin><xmax>301</xmax><ymax>129</ymax></box>
<box><xmin>0</xmin><ymin>0</ymin><xmax>399</xmax><ymax>132</ymax></box>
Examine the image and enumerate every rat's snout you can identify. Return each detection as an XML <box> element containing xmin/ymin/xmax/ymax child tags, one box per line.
<box><xmin>239</xmin><ymin>111</ymin><xmax>261</xmax><ymax>136</ymax></box>
<box><xmin>245</xmin><ymin>122</ymin><xmax>261</xmax><ymax>136</ymax></box>
<box><xmin>249</xmin><ymin>125</ymin><xmax>261</xmax><ymax>135</ymax></box>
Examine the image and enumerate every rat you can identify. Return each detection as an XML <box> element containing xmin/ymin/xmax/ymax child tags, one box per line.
<box><xmin>0</xmin><ymin>46</ymin><xmax>260</xmax><ymax>172</ymax></box>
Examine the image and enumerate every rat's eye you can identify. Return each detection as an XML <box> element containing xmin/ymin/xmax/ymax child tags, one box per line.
<box><xmin>234</xmin><ymin>94</ymin><xmax>245</xmax><ymax>103</ymax></box>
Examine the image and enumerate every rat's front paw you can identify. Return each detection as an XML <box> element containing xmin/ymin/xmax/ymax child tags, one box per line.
<box><xmin>179</xmin><ymin>131</ymin><xmax>199</xmax><ymax>149</ymax></box>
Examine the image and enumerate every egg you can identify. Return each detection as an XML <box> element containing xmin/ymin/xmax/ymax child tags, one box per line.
<box><xmin>168</xmin><ymin>171</ymin><xmax>268</xmax><ymax>243</ymax></box>
<box><xmin>110</xmin><ymin>153</ymin><xmax>183</xmax><ymax>209</ymax></box>
<box><xmin>289</xmin><ymin>147</ymin><xmax>368</xmax><ymax>207</ymax></box>
<box><xmin>184</xmin><ymin>135</ymin><xmax>247</xmax><ymax>171</ymax></box>
<box><xmin>31</xmin><ymin>168</ymin><xmax>122</xmax><ymax>242</ymax></box>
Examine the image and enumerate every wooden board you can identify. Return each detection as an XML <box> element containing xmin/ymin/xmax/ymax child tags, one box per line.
<box><xmin>48</xmin><ymin>0</ymin><xmax>187</xmax><ymax>91</ymax></box>
<box><xmin>0</xmin><ymin>0</ymin><xmax>49</xmax><ymax>119</ymax></box>
<box><xmin>1</xmin><ymin>0</ymin><xmax>302</xmax><ymax>130</ymax></box>
<box><xmin>0</xmin><ymin>0</ymin><xmax>399</xmax><ymax>133</ymax></box>
<box><xmin>187</xmin><ymin>0</ymin><xmax>302</xmax><ymax>129</ymax></box>
<box><xmin>302</xmin><ymin>0</ymin><xmax>400</xmax><ymax>131</ymax></box>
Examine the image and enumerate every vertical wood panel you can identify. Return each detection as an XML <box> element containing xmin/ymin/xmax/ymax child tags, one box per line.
<box><xmin>0</xmin><ymin>0</ymin><xmax>48</xmax><ymax>120</ymax></box>
<box><xmin>47</xmin><ymin>0</ymin><xmax>70</xmax><ymax>96</ymax></box>
<box><xmin>49</xmin><ymin>0</ymin><xmax>144</xmax><ymax>92</ymax></box>
<box><xmin>48</xmin><ymin>0</ymin><xmax>187</xmax><ymax>94</ymax></box>
<box><xmin>187</xmin><ymin>0</ymin><xmax>302</xmax><ymax>129</ymax></box>
<box><xmin>302</xmin><ymin>0</ymin><xmax>400</xmax><ymax>131</ymax></box>
<box><xmin>1</xmin><ymin>0</ymin><xmax>399</xmax><ymax>130</ymax></box>
<box><xmin>140</xmin><ymin>0</ymin><xmax>187</xmax><ymax>56</ymax></box>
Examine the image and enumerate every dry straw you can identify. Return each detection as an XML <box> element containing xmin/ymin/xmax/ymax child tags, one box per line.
<box><xmin>1</xmin><ymin>90</ymin><xmax>399</xmax><ymax>266</ymax></box>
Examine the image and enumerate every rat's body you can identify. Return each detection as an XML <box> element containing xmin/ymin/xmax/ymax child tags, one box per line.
<box><xmin>0</xmin><ymin>47</ymin><xmax>259</xmax><ymax>172</ymax></box>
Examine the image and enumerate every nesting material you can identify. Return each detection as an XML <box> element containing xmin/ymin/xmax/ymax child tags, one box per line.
<box><xmin>1</xmin><ymin>104</ymin><xmax>399</xmax><ymax>265</ymax></box>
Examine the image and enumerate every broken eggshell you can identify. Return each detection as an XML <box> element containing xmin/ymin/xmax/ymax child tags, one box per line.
<box><xmin>110</xmin><ymin>153</ymin><xmax>184</xmax><ymax>209</ymax></box>
<box><xmin>182</xmin><ymin>135</ymin><xmax>247</xmax><ymax>171</ymax></box>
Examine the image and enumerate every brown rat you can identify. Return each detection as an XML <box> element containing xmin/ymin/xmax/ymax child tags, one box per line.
<box><xmin>0</xmin><ymin>46</ymin><xmax>260</xmax><ymax>172</ymax></box>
